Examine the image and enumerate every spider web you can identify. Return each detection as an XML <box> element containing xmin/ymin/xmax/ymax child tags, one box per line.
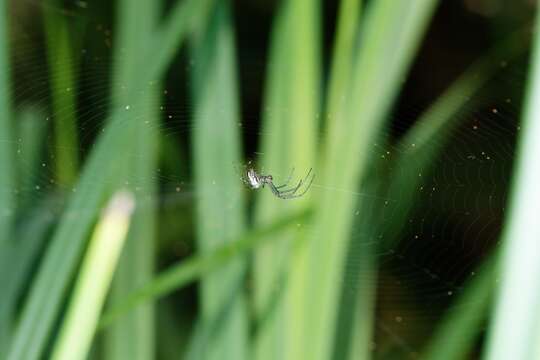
<box><xmin>3</xmin><ymin>0</ymin><xmax>530</xmax><ymax>358</ymax></box>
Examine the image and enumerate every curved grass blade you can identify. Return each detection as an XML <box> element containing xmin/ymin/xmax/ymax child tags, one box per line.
<box><xmin>0</xmin><ymin>195</ymin><xmax>58</xmax><ymax>357</ymax></box>
<box><xmin>371</xmin><ymin>29</ymin><xmax>528</xmax><ymax>360</ymax></box>
<box><xmin>0</xmin><ymin>106</ymin><xmax>48</xmax><ymax>338</ymax></box>
<box><xmin>382</xmin><ymin>29</ymin><xmax>529</xmax><ymax>249</ymax></box>
<box><xmin>421</xmin><ymin>251</ymin><xmax>498</xmax><ymax>360</ymax></box>
<box><xmin>147</xmin><ymin>0</ymin><xmax>215</xmax><ymax>83</ymax></box>
<box><xmin>51</xmin><ymin>191</ymin><xmax>135</xmax><ymax>360</ymax></box>
<box><xmin>336</xmin><ymin>19</ymin><xmax>526</xmax><ymax>360</ymax></box>
<box><xmin>484</xmin><ymin>7</ymin><xmax>540</xmax><ymax>359</ymax></box>
<box><xmin>98</xmin><ymin>209</ymin><xmax>311</xmax><ymax>329</ymax></box>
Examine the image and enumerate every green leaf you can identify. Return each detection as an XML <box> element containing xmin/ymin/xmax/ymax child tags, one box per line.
<box><xmin>484</xmin><ymin>7</ymin><xmax>540</xmax><ymax>359</ymax></box>
<box><xmin>191</xmin><ymin>2</ymin><xmax>248</xmax><ymax>358</ymax></box>
<box><xmin>252</xmin><ymin>0</ymin><xmax>320</xmax><ymax>358</ymax></box>
<box><xmin>104</xmin><ymin>0</ymin><xmax>160</xmax><ymax>358</ymax></box>
<box><xmin>6</xmin><ymin>1</ymin><xmax>212</xmax><ymax>358</ymax></box>
<box><xmin>44</xmin><ymin>5</ymin><xmax>79</xmax><ymax>185</ymax></box>
<box><xmin>99</xmin><ymin>209</ymin><xmax>312</xmax><ymax>330</ymax></box>
<box><xmin>0</xmin><ymin>0</ymin><xmax>15</xmax><ymax>350</ymax></box>
<box><xmin>51</xmin><ymin>191</ymin><xmax>135</xmax><ymax>360</ymax></box>
<box><xmin>16</xmin><ymin>106</ymin><xmax>48</xmax><ymax>208</ymax></box>
<box><xmin>305</xmin><ymin>2</ymin><xmax>438</xmax><ymax>359</ymax></box>
<box><xmin>325</xmin><ymin>0</ymin><xmax>362</xmax><ymax>127</ymax></box>
<box><xmin>382</xmin><ymin>29</ymin><xmax>529</xmax><ymax>249</ymax></box>
<box><xmin>421</xmin><ymin>251</ymin><xmax>498</xmax><ymax>360</ymax></box>
<box><xmin>0</xmin><ymin>195</ymin><xmax>58</xmax><ymax>357</ymax></box>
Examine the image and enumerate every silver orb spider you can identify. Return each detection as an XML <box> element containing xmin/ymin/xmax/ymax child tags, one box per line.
<box><xmin>242</xmin><ymin>167</ymin><xmax>315</xmax><ymax>199</ymax></box>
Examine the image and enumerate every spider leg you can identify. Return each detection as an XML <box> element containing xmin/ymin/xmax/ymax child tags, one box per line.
<box><xmin>278</xmin><ymin>168</ymin><xmax>312</xmax><ymax>194</ymax></box>
<box><xmin>271</xmin><ymin>168</ymin><xmax>315</xmax><ymax>199</ymax></box>
<box><xmin>274</xmin><ymin>168</ymin><xmax>295</xmax><ymax>189</ymax></box>
<box><xmin>288</xmin><ymin>172</ymin><xmax>315</xmax><ymax>198</ymax></box>
<box><xmin>268</xmin><ymin>182</ymin><xmax>282</xmax><ymax>198</ymax></box>
<box><xmin>275</xmin><ymin>179</ymin><xmax>303</xmax><ymax>196</ymax></box>
<box><xmin>268</xmin><ymin>180</ymin><xmax>300</xmax><ymax>199</ymax></box>
<box><xmin>280</xmin><ymin>169</ymin><xmax>315</xmax><ymax>199</ymax></box>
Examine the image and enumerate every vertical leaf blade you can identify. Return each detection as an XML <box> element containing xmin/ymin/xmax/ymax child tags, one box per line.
<box><xmin>5</xmin><ymin>1</ymin><xmax>208</xmax><ymax>357</ymax></box>
<box><xmin>485</xmin><ymin>4</ymin><xmax>540</xmax><ymax>359</ymax></box>
<box><xmin>44</xmin><ymin>7</ymin><xmax>79</xmax><ymax>185</ymax></box>
<box><xmin>252</xmin><ymin>0</ymin><xmax>320</xmax><ymax>358</ymax></box>
<box><xmin>0</xmin><ymin>0</ymin><xmax>15</xmax><ymax>350</ymax></box>
<box><xmin>305</xmin><ymin>2</ymin><xmax>438</xmax><ymax>359</ymax></box>
<box><xmin>105</xmin><ymin>0</ymin><xmax>160</xmax><ymax>358</ymax></box>
<box><xmin>191</xmin><ymin>1</ymin><xmax>248</xmax><ymax>359</ymax></box>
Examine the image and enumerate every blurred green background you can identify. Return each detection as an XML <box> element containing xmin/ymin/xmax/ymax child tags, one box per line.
<box><xmin>0</xmin><ymin>0</ymin><xmax>539</xmax><ymax>359</ymax></box>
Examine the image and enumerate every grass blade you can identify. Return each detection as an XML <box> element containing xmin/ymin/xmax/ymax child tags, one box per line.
<box><xmin>253</xmin><ymin>0</ymin><xmax>320</xmax><ymax>358</ymax></box>
<box><xmin>148</xmin><ymin>0</ymin><xmax>215</xmax><ymax>83</ymax></box>
<box><xmin>0</xmin><ymin>0</ymin><xmax>14</xmax><ymax>258</ymax></box>
<box><xmin>362</xmin><ymin>30</ymin><xmax>528</xmax><ymax>360</ymax></box>
<box><xmin>252</xmin><ymin>13</ymin><xmax>292</xmax><ymax>359</ymax></box>
<box><xmin>6</xmin><ymin>110</ymin><xmax>135</xmax><ymax>360</ymax></box>
<box><xmin>191</xmin><ymin>2</ymin><xmax>248</xmax><ymax>358</ymax></box>
<box><xmin>99</xmin><ymin>209</ymin><xmax>312</xmax><ymax>330</ymax></box>
<box><xmin>0</xmin><ymin>106</ymin><xmax>48</xmax><ymax>343</ymax></box>
<box><xmin>325</xmin><ymin>3</ymin><xmax>365</xmax><ymax>357</ymax></box>
<box><xmin>382</xmin><ymin>29</ymin><xmax>528</xmax><ymax>249</ymax></box>
<box><xmin>325</xmin><ymin>0</ymin><xmax>362</xmax><ymax>126</ymax></box>
<box><xmin>305</xmin><ymin>2</ymin><xmax>437</xmax><ymax>359</ymax></box>
<box><xmin>0</xmin><ymin>195</ymin><xmax>58</xmax><ymax>357</ymax></box>
<box><xmin>421</xmin><ymin>252</ymin><xmax>498</xmax><ymax>360</ymax></box>
<box><xmin>15</xmin><ymin>106</ymin><xmax>48</xmax><ymax>208</ymax></box>
<box><xmin>484</xmin><ymin>6</ymin><xmax>540</xmax><ymax>359</ymax></box>
<box><xmin>104</xmin><ymin>0</ymin><xmax>160</xmax><ymax>358</ymax></box>
<box><xmin>0</xmin><ymin>0</ymin><xmax>15</xmax><ymax>350</ymax></box>
<box><xmin>6</xmin><ymin>1</ymin><xmax>210</xmax><ymax>357</ymax></box>
<box><xmin>51</xmin><ymin>191</ymin><xmax>135</xmax><ymax>360</ymax></box>
<box><xmin>44</xmin><ymin>5</ymin><xmax>79</xmax><ymax>185</ymax></box>
<box><xmin>105</xmin><ymin>101</ymin><xmax>159</xmax><ymax>360</ymax></box>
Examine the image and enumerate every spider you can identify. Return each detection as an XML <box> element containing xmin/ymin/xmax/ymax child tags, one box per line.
<box><xmin>242</xmin><ymin>167</ymin><xmax>314</xmax><ymax>199</ymax></box>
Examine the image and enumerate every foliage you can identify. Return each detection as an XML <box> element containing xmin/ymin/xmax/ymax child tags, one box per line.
<box><xmin>0</xmin><ymin>0</ymin><xmax>536</xmax><ymax>359</ymax></box>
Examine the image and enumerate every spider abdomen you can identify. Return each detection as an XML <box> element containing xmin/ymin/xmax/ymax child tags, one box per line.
<box><xmin>246</xmin><ymin>169</ymin><xmax>262</xmax><ymax>189</ymax></box>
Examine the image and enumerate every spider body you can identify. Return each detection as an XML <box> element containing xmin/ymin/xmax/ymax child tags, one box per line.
<box><xmin>242</xmin><ymin>167</ymin><xmax>314</xmax><ymax>199</ymax></box>
<box><xmin>246</xmin><ymin>168</ymin><xmax>271</xmax><ymax>189</ymax></box>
